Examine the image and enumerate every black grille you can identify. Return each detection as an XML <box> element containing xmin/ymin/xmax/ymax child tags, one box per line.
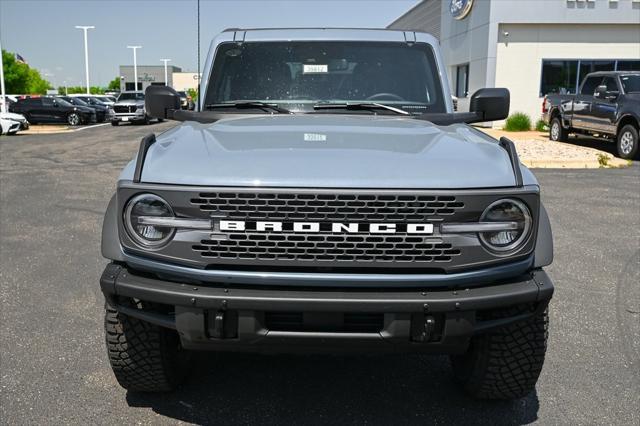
<box><xmin>114</xmin><ymin>105</ymin><xmax>135</xmax><ymax>113</ymax></box>
<box><xmin>190</xmin><ymin>191</ymin><xmax>465</xmax><ymax>265</ymax></box>
<box><xmin>191</xmin><ymin>192</ymin><xmax>464</xmax><ymax>221</ymax></box>
<box><xmin>265</xmin><ymin>312</ymin><xmax>384</xmax><ymax>333</ymax></box>
<box><xmin>193</xmin><ymin>234</ymin><xmax>461</xmax><ymax>263</ymax></box>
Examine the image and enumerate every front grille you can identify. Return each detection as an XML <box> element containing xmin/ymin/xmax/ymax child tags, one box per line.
<box><xmin>189</xmin><ymin>191</ymin><xmax>465</xmax><ymax>265</ymax></box>
<box><xmin>193</xmin><ymin>234</ymin><xmax>461</xmax><ymax>263</ymax></box>
<box><xmin>114</xmin><ymin>105</ymin><xmax>135</xmax><ymax>113</ymax></box>
<box><xmin>117</xmin><ymin>184</ymin><xmax>540</xmax><ymax>272</ymax></box>
<box><xmin>191</xmin><ymin>192</ymin><xmax>464</xmax><ymax>221</ymax></box>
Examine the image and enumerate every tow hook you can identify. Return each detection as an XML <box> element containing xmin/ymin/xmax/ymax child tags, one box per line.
<box><xmin>211</xmin><ymin>310</ymin><xmax>225</xmax><ymax>338</ymax></box>
<box><xmin>413</xmin><ymin>315</ymin><xmax>436</xmax><ymax>342</ymax></box>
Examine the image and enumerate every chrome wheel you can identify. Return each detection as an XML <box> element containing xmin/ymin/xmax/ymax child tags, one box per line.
<box><xmin>620</xmin><ymin>131</ymin><xmax>634</xmax><ymax>155</ymax></box>
<box><xmin>67</xmin><ymin>113</ymin><xmax>80</xmax><ymax>126</ymax></box>
<box><xmin>551</xmin><ymin>122</ymin><xmax>560</xmax><ymax>141</ymax></box>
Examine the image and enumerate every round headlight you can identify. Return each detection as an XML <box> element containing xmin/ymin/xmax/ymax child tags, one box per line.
<box><xmin>479</xmin><ymin>198</ymin><xmax>532</xmax><ymax>254</ymax></box>
<box><xmin>124</xmin><ymin>194</ymin><xmax>175</xmax><ymax>248</ymax></box>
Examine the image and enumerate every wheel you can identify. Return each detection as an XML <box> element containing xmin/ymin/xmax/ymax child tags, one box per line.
<box><xmin>67</xmin><ymin>113</ymin><xmax>81</xmax><ymax>126</ymax></box>
<box><xmin>24</xmin><ymin>113</ymin><xmax>36</xmax><ymax>125</ymax></box>
<box><xmin>157</xmin><ymin>118</ymin><xmax>164</xmax><ymax>123</ymax></box>
<box><xmin>104</xmin><ymin>301</ymin><xmax>191</xmax><ymax>392</ymax></box>
<box><xmin>617</xmin><ymin>124</ymin><xmax>638</xmax><ymax>160</ymax></box>
<box><xmin>111</xmin><ymin>121</ymin><xmax>119</xmax><ymax>126</ymax></box>
<box><xmin>549</xmin><ymin>117</ymin><xmax>568</xmax><ymax>142</ymax></box>
<box><xmin>142</xmin><ymin>115</ymin><xmax>150</xmax><ymax>125</ymax></box>
<box><xmin>450</xmin><ymin>307</ymin><xmax>548</xmax><ymax>400</ymax></box>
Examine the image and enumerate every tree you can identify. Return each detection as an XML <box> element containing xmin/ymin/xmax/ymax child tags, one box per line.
<box><xmin>2</xmin><ymin>49</ymin><xmax>51</xmax><ymax>94</ymax></box>
<box><xmin>107</xmin><ymin>77</ymin><xmax>121</xmax><ymax>91</ymax></box>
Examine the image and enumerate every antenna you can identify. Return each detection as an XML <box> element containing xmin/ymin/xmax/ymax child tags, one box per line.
<box><xmin>197</xmin><ymin>0</ymin><xmax>201</xmax><ymax>110</ymax></box>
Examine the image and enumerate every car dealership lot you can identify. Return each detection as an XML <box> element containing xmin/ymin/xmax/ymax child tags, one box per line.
<box><xmin>0</xmin><ymin>124</ymin><xmax>638</xmax><ymax>425</ymax></box>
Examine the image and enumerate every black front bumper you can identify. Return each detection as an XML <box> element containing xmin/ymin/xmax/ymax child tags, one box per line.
<box><xmin>100</xmin><ymin>263</ymin><xmax>553</xmax><ymax>354</ymax></box>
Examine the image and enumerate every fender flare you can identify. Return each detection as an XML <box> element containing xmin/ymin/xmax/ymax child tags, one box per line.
<box><xmin>101</xmin><ymin>194</ymin><xmax>125</xmax><ymax>261</ymax></box>
<box><xmin>534</xmin><ymin>202</ymin><xmax>553</xmax><ymax>268</ymax></box>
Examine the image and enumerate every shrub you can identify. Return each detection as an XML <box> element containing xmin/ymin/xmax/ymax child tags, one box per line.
<box><xmin>503</xmin><ymin>112</ymin><xmax>532</xmax><ymax>132</ymax></box>
<box><xmin>535</xmin><ymin>119</ymin><xmax>548</xmax><ymax>132</ymax></box>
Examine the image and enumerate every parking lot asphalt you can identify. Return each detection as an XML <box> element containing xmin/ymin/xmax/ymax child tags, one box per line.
<box><xmin>1</xmin><ymin>123</ymin><xmax>638</xmax><ymax>425</ymax></box>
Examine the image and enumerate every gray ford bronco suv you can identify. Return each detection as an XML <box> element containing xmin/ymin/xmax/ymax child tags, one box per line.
<box><xmin>101</xmin><ymin>28</ymin><xmax>554</xmax><ymax>399</ymax></box>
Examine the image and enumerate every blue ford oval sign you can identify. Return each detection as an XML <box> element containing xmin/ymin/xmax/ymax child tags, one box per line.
<box><xmin>450</xmin><ymin>0</ymin><xmax>473</xmax><ymax>20</ymax></box>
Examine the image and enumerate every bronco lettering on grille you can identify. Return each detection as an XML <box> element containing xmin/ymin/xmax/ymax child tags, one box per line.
<box><xmin>219</xmin><ymin>220</ymin><xmax>434</xmax><ymax>234</ymax></box>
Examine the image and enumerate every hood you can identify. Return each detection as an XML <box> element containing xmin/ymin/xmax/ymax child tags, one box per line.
<box><xmin>132</xmin><ymin>115</ymin><xmax>530</xmax><ymax>189</ymax></box>
<box><xmin>0</xmin><ymin>112</ymin><xmax>26</xmax><ymax>122</ymax></box>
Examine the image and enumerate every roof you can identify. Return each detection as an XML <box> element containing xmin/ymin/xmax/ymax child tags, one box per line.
<box><xmin>586</xmin><ymin>71</ymin><xmax>640</xmax><ymax>76</ymax></box>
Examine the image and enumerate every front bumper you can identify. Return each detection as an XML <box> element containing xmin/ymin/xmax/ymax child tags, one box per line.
<box><xmin>100</xmin><ymin>263</ymin><xmax>554</xmax><ymax>353</ymax></box>
<box><xmin>112</xmin><ymin>112</ymin><xmax>145</xmax><ymax>122</ymax></box>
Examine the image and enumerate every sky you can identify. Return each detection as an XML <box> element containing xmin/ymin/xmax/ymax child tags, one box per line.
<box><xmin>0</xmin><ymin>0</ymin><xmax>418</xmax><ymax>88</ymax></box>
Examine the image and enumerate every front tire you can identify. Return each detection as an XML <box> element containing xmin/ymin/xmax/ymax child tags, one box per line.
<box><xmin>111</xmin><ymin>120</ymin><xmax>119</xmax><ymax>126</ymax></box>
<box><xmin>549</xmin><ymin>117</ymin><xmax>568</xmax><ymax>142</ymax></box>
<box><xmin>104</xmin><ymin>301</ymin><xmax>190</xmax><ymax>392</ymax></box>
<box><xmin>450</xmin><ymin>308</ymin><xmax>549</xmax><ymax>400</ymax></box>
<box><xmin>67</xmin><ymin>113</ymin><xmax>81</xmax><ymax>126</ymax></box>
<box><xmin>617</xmin><ymin>124</ymin><xmax>638</xmax><ymax>160</ymax></box>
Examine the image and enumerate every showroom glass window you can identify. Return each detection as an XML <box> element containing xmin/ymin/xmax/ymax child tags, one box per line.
<box><xmin>455</xmin><ymin>64</ymin><xmax>469</xmax><ymax>98</ymax></box>
<box><xmin>540</xmin><ymin>59</ymin><xmax>640</xmax><ymax>97</ymax></box>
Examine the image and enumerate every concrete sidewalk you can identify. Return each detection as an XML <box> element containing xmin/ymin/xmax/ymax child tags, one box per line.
<box><xmin>479</xmin><ymin>129</ymin><xmax>629</xmax><ymax>168</ymax></box>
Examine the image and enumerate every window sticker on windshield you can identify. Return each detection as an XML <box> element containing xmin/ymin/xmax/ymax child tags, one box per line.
<box><xmin>303</xmin><ymin>64</ymin><xmax>328</xmax><ymax>74</ymax></box>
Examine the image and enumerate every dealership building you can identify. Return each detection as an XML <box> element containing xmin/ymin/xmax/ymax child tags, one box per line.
<box><xmin>389</xmin><ymin>0</ymin><xmax>640</xmax><ymax>124</ymax></box>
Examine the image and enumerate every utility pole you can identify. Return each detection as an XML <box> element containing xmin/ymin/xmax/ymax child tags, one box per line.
<box><xmin>0</xmin><ymin>38</ymin><xmax>6</xmax><ymax>113</ymax></box>
<box><xmin>160</xmin><ymin>59</ymin><xmax>171</xmax><ymax>86</ymax></box>
<box><xmin>75</xmin><ymin>26</ymin><xmax>95</xmax><ymax>94</ymax></box>
<box><xmin>127</xmin><ymin>46</ymin><xmax>142</xmax><ymax>91</ymax></box>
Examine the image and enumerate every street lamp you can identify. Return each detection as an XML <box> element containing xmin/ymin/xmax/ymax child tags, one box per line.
<box><xmin>127</xmin><ymin>45</ymin><xmax>142</xmax><ymax>91</ymax></box>
<box><xmin>75</xmin><ymin>26</ymin><xmax>95</xmax><ymax>94</ymax></box>
<box><xmin>0</xmin><ymin>38</ymin><xmax>6</xmax><ymax>113</ymax></box>
<box><xmin>160</xmin><ymin>59</ymin><xmax>171</xmax><ymax>86</ymax></box>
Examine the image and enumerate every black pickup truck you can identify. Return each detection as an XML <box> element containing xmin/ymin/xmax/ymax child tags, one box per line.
<box><xmin>543</xmin><ymin>71</ymin><xmax>640</xmax><ymax>159</ymax></box>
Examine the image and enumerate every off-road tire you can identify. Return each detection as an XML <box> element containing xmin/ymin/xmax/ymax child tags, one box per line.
<box><xmin>111</xmin><ymin>120</ymin><xmax>119</xmax><ymax>126</ymax></box>
<box><xmin>104</xmin><ymin>302</ymin><xmax>190</xmax><ymax>392</ymax></box>
<box><xmin>450</xmin><ymin>307</ymin><xmax>549</xmax><ymax>400</ymax></box>
<box><xmin>616</xmin><ymin>124</ymin><xmax>638</xmax><ymax>160</ymax></box>
<box><xmin>549</xmin><ymin>117</ymin><xmax>568</xmax><ymax>142</ymax></box>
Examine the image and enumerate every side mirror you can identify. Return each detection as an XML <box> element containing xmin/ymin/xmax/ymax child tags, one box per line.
<box><xmin>594</xmin><ymin>85</ymin><xmax>607</xmax><ymax>99</ymax></box>
<box><xmin>468</xmin><ymin>88</ymin><xmax>510</xmax><ymax>123</ymax></box>
<box><xmin>145</xmin><ymin>85</ymin><xmax>181</xmax><ymax>119</ymax></box>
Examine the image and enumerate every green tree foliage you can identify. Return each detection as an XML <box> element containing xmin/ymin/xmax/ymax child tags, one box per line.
<box><xmin>186</xmin><ymin>87</ymin><xmax>198</xmax><ymax>101</ymax></box>
<box><xmin>56</xmin><ymin>86</ymin><xmax>106</xmax><ymax>95</ymax></box>
<box><xmin>107</xmin><ymin>77</ymin><xmax>121</xmax><ymax>91</ymax></box>
<box><xmin>2</xmin><ymin>49</ymin><xmax>51</xmax><ymax>94</ymax></box>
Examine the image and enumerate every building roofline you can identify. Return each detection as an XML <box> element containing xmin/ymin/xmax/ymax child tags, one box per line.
<box><xmin>387</xmin><ymin>1</ymin><xmax>424</xmax><ymax>28</ymax></box>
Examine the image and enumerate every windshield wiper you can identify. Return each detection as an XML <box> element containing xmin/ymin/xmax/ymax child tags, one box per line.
<box><xmin>313</xmin><ymin>102</ymin><xmax>410</xmax><ymax>115</ymax></box>
<box><xmin>204</xmin><ymin>102</ymin><xmax>291</xmax><ymax>114</ymax></box>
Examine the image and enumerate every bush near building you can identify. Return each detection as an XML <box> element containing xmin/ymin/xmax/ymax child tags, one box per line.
<box><xmin>535</xmin><ymin>119</ymin><xmax>548</xmax><ymax>132</ymax></box>
<box><xmin>504</xmin><ymin>112</ymin><xmax>532</xmax><ymax>132</ymax></box>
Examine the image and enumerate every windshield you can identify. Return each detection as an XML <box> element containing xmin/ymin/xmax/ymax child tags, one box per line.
<box><xmin>178</xmin><ymin>91</ymin><xmax>187</xmax><ymax>97</ymax></box>
<box><xmin>65</xmin><ymin>97</ymin><xmax>88</xmax><ymax>106</ymax></box>
<box><xmin>620</xmin><ymin>74</ymin><xmax>640</xmax><ymax>93</ymax></box>
<box><xmin>54</xmin><ymin>98</ymin><xmax>73</xmax><ymax>107</ymax></box>
<box><xmin>205</xmin><ymin>41</ymin><xmax>446</xmax><ymax>113</ymax></box>
<box><xmin>118</xmin><ymin>92</ymin><xmax>144</xmax><ymax>101</ymax></box>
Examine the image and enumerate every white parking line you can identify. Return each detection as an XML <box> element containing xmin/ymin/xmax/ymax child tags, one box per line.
<box><xmin>72</xmin><ymin>123</ymin><xmax>111</xmax><ymax>132</ymax></box>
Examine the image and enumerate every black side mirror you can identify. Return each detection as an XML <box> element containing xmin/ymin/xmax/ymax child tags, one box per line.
<box><xmin>468</xmin><ymin>88</ymin><xmax>510</xmax><ymax>123</ymax></box>
<box><xmin>594</xmin><ymin>85</ymin><xmax>607</xmax><ymax>99</ymax></box>
<box><xmin>145</xmin><ymin>85</ymin><xmax>181</xmax><ymax>119</ymax></box>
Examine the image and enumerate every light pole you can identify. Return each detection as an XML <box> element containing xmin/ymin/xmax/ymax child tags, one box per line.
<box><xmin>75</xmin><ymin>26</ymin><xmax>94</xmax><ymax>94</ymax></box>
<box><xmin>160</xmin><ymin>59</ymin><xmax>171</xmax><ymax>86</ymax></box>
<box><xmin>127</xmin><ymin>46</ymin><xmax>142</xmax><ymax>91</ymax></box>
<box><xmin>0</xmin><ymin>38</ymin><xmax>6</xmax><ymax>113</ymax></box>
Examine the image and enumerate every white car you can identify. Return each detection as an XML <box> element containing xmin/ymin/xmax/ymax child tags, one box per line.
<box><xmin>0</xmin><ymin>111</ymin><xmax>29</xmax><ymax>135</ymax></box>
